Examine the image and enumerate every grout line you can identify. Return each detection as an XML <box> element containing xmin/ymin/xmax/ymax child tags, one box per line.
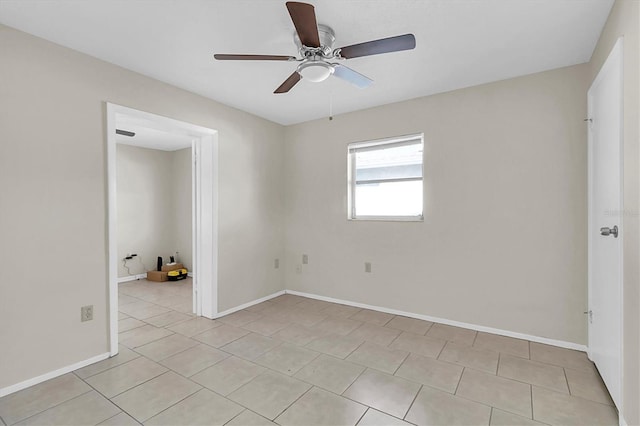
<box><xmin>143</xmin><ymin>386</ymin><xmax>203</xmax><ymax>424</ymax></box>
<box><xmin>472</xmin><ymin>330</ymin><xmax>479</xmax><ymax>346</ymax></box>
<box><xmin>435</xmin><ymin>340</ymin><xmax>449</xmax><ymax>360</ymax></box>
<box><xmin>10</xmin><ymin>389</ymin><xmax>94</xmax><ymax>425</ymax></box>
<box><xmin>496</xmin><ymin>352</ymin><xmax>501</xmax><ymax>375</ymax></box>
<box><xmin>74</xmin><ymin>353</ymin><xmax>142</xmax><ymax>380</ymax></box>
<box><xmin>529</xmin><ymin>384</ymin><xmax>534</xmax><ymax>419</ymax></box>
<box><xmin>75</xmin><ymin>370</ymin><xmax>142</xmax><ymax>423</ymax></box>
<box><xmin>563</xmin><ymin>368</ymin><xmax>572</xmax><ymax>395</ymax></box>
<box><xmin>271</xmin><ymin>384</ymin><xmax>314</xmax><ymax>421</ymax></box>
<box><xmin>392</xmin><ymin>351</ymin><xmax>411</xmax><ymax>375</ymax></box>
<box><xmin>385</xmin><ymin>330</ymin><xmax>403</xmax><ymax>348</ymax></box>
<box><xmin>403</xmin><ymin>384</ymin><xmax>423</xmax><ymax>420</ymax></box>
<box><xmin>355</xmin><ymin>407</ymin><xmax>370</xmax><ymax>426</ymax></box>
<box><xmin>527</xmin><ymin>340</ymin><xmax>531</xmax><ymax>360</ymax></box>
<box><xmin>454</xmin><ymin>367</ymin><xmax>465</xmax><ymax>395</ymax></box>
<box><xmin>489</xmin><ymin>407</ymin><xmax>494</xmax><ymax>425</ymax></box>
<box><xmin>107</xmin><ymin>368</ymin><xmax>172</xmax><ymax>400</ymax></box>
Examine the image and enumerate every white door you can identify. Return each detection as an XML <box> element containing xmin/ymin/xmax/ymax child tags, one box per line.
<box><xmin>587</xmin><ymin>38</ymin><xmax>623</xmax><ymax>408</ymax></box>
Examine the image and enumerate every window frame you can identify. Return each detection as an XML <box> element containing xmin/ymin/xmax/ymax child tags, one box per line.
<box><xmin>347</xmin><ymin>133</ymin><xmax>424</xmax><ymax>222</ymax></box>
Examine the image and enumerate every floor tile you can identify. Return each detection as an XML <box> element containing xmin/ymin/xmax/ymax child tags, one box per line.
<box><xmin>221</xmin><ymin>333</ymin><xmax>281</xmax><ymax>360</ymax></box>
<box><xmin>357</xmin><ymin>409</ymin><xmax>412</xmax><ymax>426</ymax></box>
<box><xmin>405</xmin><ymin>385</ymin><xmax>491</xmax><ymax>426</ymax></box>
<box><xmin>456</xmin><ymin>368</ymin><xmax>532</xmax><ymax>418</ymax></box>
<box><xmin>160</xmin><ymin>343</ymin><xmax>229</xmax><ymax>377</ymax></box>
<box><xmin>226</xmin><ymin>410</ymin><xmax>276</xmax><ymax>425</ymax></box>
<box><xmin>118</xmin><ymin>300</ymin><xmax>171</xmax><ymax>320</ymax></box>
<box><xmin>426</xmin><ymin>323</ymin><xmax>477</xmax><ymax>346</ymax></box>
<box><xmin>16</xmin><ymin>391</ymin><xmax>119</xmax><ymax>426</ymax></box>
<box><xmin>314</xmin><ymin>317</ymin><xmax>363</xmax><ymax>335</ymax></box>
<box><xmin>75</xmin><ymin>346</ymin><xmax>139</xmax><ymax>379</ymax></box>
<box><xmin>119</xmin><ymin>317</ymin><xmax>146</xmax><ymax>333</ymax></box>
<box><xmin>395</xmin><ymin>353</ymin><xmax>463</xmax><ymax>393</ymax></box>
<box><xmin>191</xmin><ymin>356</ymin><xmax>265</xmax><ymax>396</ymax></box>
<box><xmin>532</xmin><ymin>386</ymin><xmax>618</xmax><ymax>425</ymax></box>
<box><xmin>385</xmin><ymin>316</ymin><xmax>433</xmax><ymax>335</ymax></box>
<box><xmin>350</xmin><ymin>309</ymin><xmax>394</xmax><ymax>326</ymax></box>
<box><xmin>218</xmin><ymin>310</ymin><xmax>264</xmax><ymax>327</ymax></box>
<box><xmin>273</xmin><ymin>323</ymin><xmax>327</xmax><ymax>346</ymax></box>
<box><xmin>529</xmin><ymin>343</ymin><xmax>594</xmax><ymax>372</ymax></box>
<box><xmin>271</xmin><ymin>294</ymin><xmax>306</xmax><ymax>307</ymax></box>
<box><xmin>474</xmin><ymin>332</ymin><xmax>530</xmax><ymax>359</ymax></box>
<box><xmin>118</xmin><ymin>294</ymin><xmax>140</xmax><ymax>306</ymax></box>
<box><xmin>498</xmin><ymin>354</ymin><xmax>569</xmax><ymax>393</ymax></box>
<box><xmin>349</xmin><ymin>322</ymin><xmax>401</xmax><ymax>346</ymax></box>
<box><xmin>228</xmin><ymin>372</ymin><xmax>312</xmax><ymax>420</ymax></box>
<box><xmin>167</xmin><ymin>300</ymin><xmax>194</xmax><ymax>314</ymax></box>
<box><xmin>143</xmin><ymin>311</ymin><xmax>192</xmax><ymax>328</ymax></box>
<box><xmin>0</xmin><ymin>374</ymin><xmax>91</xmax><ymax>425</ymax></box>
<box><xmin>85</xmin><ymin>357</ymin><xmax>167</xmax><ymax>398</ymax></box>
<box><xmin>490</xmin><ymin>408</ymin><xmax>545</xmax><ymax>426</ymax></box>
<box><xmin>388</xmin><ymin>332</ymin><xmax>446</xmax><ymax>359</ymax></box>
<box><xmin>245</xmin><ymin>300</ymin><xmax>276</xmax><ymax>313</ymax></box>
<box><xmin>119</xmin><ymin>325</ymin><xmax>174</xmax><ymax>348</ymax></box>
<box><xmin>255</xmin><ymin>343</ymin><xmax>319</xmax><ymax>375</ymax></box>
<box><xmin>145</xmin><ymin>388</ymin><xmax>243</xmax><ymax>425</ymax></box>
<box><xmin>243</xmin><ymin>317</ymin><xmax>289</xmax><ymax>336</ymax></box>
<box><xmin>192</xmin><ymin>324</ymin><xmax>249</xmax><ymax>347</ymax></box>
<box><xmin>343</xmin><ymin>369</ymin><xmax>421</xmax><ymax>419</ymax></box>
<box><xmin>306</xmin><ymin>334</ymin><xmax>364</xmax><ymax>359</ymax></box>
<box><xmin>346</xmin><ymin>342</ymin><xmax>409</xmax><ymax>374</ymax></box>
<box><xmin>276</xmin><ymin>386</ymin><xmax>366</xmax><ymax>426</ymax></box>
<box><xmin>111</xmin><ymin>371</ymin><xmax>201</xmax><ymax>422</ymax></box>
<box><xmin>284</xmin><ymin>308</ymin><xmax>328</xmax><ymax>327</ymax></box>
<box><xmin>295</xmin><ymin>299</ymin><xmax>334</xmax><ymax>312</ymax></box>
<box><xmin>118</xmin><ymin>312</ymin><xmax>130</xmax><ymax>320</ymax></box>
<box><xmin>438</xmin><ymin>341</ymin><xmax>499</xmax><ymax>374</ymax></box>
<box><xmin>168</xmin><ymin>317</ymin><xmax>220</xmax><ymax>337</ymax></box>
<box><xmin>321</xmin><ymin>304</ymin><xmax>362</xmax><ymax>318</ymax></box>
<box><xmin>98</xmin><ymin>412</ymin><xmax>139</xmax><ymax>425</ymax></box>
<box><xmin>294</xmin><ymin>354</ymin><xmax>365</xmax><ymax>394</ymax></box>
<box><xmin>134</xmin><ymin>334</ymin><xmax>199</xmax><ymax>362</ymax></box>
<box><xmin>564</xmin><ymin>368</ymin><xmax>614</xmax><ymax>405</ymax></box>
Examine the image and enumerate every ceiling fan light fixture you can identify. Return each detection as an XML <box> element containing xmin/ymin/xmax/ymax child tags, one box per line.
<box><xmin>297</xmin><ymin>60</ymin><xmax>334</xmax><ymax>82</ymax></box>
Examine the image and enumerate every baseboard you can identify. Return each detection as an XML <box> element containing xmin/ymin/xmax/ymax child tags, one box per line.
<box><xmin>0</xmin><ymin>352</ymin><xmax>110</xmax><ymax>398</ymax></box>
<box><xmin>213</xmin><ymin>290</ymin><xmax>285</xmax><ymax>319</ymax></box>
<box><xmin>117</xmin><ymin>273</ymin><xmax>146</xmax><ymax>283</ymax></box>
<box><xmin>619</xmin><ymin>414</ymin><xmax>627</xmax><ymax>426</ymax></box>
<box><xmin>285</xmin><ymin>290</ymin><xmax>588</xmax><ymax>352</ymax></box>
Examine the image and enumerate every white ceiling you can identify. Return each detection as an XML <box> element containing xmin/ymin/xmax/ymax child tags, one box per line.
<box><xmin>116</xmin><ymin>115</ymin><xmax>193</xmax><ymax>151</ymax></box>
<box><xmin>0</xmin><ymin>0</ymin><xmax>613</xmax><ymax>125</ymax></box>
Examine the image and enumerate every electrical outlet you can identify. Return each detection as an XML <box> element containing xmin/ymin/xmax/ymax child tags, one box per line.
<box><xmin>81</xmin><ymin>305</ymin><xmax>93</xmax><ymax>322</ymax></box>
<box><xmin>274</xmin><ymin>258</ymin><xmax>280</xmax><ymax>269</ymax></box>
<box><xmin>302</xmin><ymin>254</ymin><xmax>308</xmax><ymax>265</ymax></box>
<box><xmin>365</xmin><ymin>262</ymin><xmax>372</xmax><ymax>273</ymax></box>
<box><xmin>296</xmin><ymin>264</ymin><xmax>302</xmax><ymax>274</ymax></box>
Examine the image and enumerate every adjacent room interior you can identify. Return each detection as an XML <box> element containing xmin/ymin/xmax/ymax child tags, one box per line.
<box><xmin>0</xmin><ymin>1</ymin><xmax>638</xmax><ymax>425</ymax></box>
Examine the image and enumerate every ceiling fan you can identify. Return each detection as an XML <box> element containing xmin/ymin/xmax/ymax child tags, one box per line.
<box><xmin>214</xmin><ymin>2</ymin><xmax>416</xmax><ymax>94</ymax></box>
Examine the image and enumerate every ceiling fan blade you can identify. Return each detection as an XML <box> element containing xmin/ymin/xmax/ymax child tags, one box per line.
<box><xmin>338</xmin><ymin>34</ymin><xmax>416</xmax><ymax>59</ymax></box>
<box><xmin>274</xmin><ymin>71</ymin><xmax>302</xmax><ymax>94</ymax></box>
<box><xmin>214</xmin><ymin>54</ymin><xmax>296</xmax><ymax>61</ymax></box>
<box><xmin>286</xmin><ymin>2</ymin><xmax>321</xmax><ymax>48</ymax></box>
<box><xmin>332</xmin><ymin>64</ymin><xmax>373</xmax><ymax>89</ymax></box>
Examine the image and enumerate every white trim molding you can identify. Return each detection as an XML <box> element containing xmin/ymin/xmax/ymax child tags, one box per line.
<box><xmin>213</xmin><ymin>290</ymin><xmax>285</xmax><ymax>319</ymax></box>
<box><xmin>0</xmin><ymin>352</ymin><xmax>110</xmax><ymax>398</ymax></box>
<box><xmin>285</xmin><ymin>290</ymin><xmax>588</xmax><ymax>352</ymax></box>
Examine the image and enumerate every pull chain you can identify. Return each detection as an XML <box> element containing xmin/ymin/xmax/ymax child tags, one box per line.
<box><xmin>329</xmin><ymin>92</ymin><xmax>333</xmax><ymax>121</ymax></box>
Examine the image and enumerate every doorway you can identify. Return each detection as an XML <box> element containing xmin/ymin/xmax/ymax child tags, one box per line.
<box><xmin>587</xmin><ymin>37</ymin><xmax>623</xmax><ymax>409</ymax></box>
<box><xmin>106</xmin><ymin>103</ymin><xmax>219</xmax><ymax>356</ymax></box>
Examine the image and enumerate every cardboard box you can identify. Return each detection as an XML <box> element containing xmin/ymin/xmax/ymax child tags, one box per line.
<box><xmin>147</xmin><ymin>271</ymin><xmax>168</xmax><ymax>282</ymax></box>
<box><xmin>161</xmin><ymin>263</ymin><xmax>184</xmax><ymax>272</ymax></box>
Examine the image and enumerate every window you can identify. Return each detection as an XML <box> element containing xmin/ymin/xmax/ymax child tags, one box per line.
<box><xmin>348</xmin><ymin>134</ymin><xmax>424</xmax><ymax>220</ymax></box>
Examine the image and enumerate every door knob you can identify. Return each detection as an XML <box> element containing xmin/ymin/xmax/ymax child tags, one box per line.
<box><xmin>600</xmin><ymin>225</ymin><xmax>619</xmax><ymax>238</ymax></box>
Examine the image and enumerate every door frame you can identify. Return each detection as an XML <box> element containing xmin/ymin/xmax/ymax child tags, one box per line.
<box><xmin>106</xmin><ymin>103</ymin><xmax>219</xmax><ymax>356</ymax></box>
<box><xmin>587</xmin><ymin>37</ymin><xmax>624</xmax><ymax>408</ymax></box>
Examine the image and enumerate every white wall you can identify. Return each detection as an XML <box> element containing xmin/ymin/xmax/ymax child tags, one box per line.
<box><xmin>589</xmin><ymin>1</ymin><xmax>640</xmax><ymax>424</ymax></box>
<box><xmin>172</xmin><ymin>147</ymin><xmax>193</xmax><ymax>271</ymax></box>
<box><xmin>284</xmin><ymin>64</ymin><xmax>589</xmax><ymax>346</ymax></box>
<box><xmin>0</xmin><ymin>24</ymin><xmax>285</xmax><ymax>390</ymax></box>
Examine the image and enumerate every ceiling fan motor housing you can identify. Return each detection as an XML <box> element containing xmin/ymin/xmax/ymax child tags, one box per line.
<box><xmin>294</xmin><ymin>24</ymin><xmax>336</xmax><ymax>58</ymax></box>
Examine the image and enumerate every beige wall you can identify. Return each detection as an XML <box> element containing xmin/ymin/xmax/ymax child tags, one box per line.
<box><xmin>0</xmin><ymin>24</ymin><xmax>285</xmax><ymax>390</ymax></box>
<box><xmin>284</xmin><ymin>64</ymin><xmax>590</xmax><ymax>345</ymax></box>
<box><xmin>589</xmin><ymin>1</ymin><xmax>640</xmax><ymax>424</ymax></box>
<box><xmin>116</xmin><ymin>145</ymin><xmax>192</xmax><ymax>278</ymax></box>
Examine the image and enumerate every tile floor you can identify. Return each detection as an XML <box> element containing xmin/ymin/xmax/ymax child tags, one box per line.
<box><xmin>0</xmin><ymin>279</ymin><xmax>618</xmax><ymax>425</ymax></box>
